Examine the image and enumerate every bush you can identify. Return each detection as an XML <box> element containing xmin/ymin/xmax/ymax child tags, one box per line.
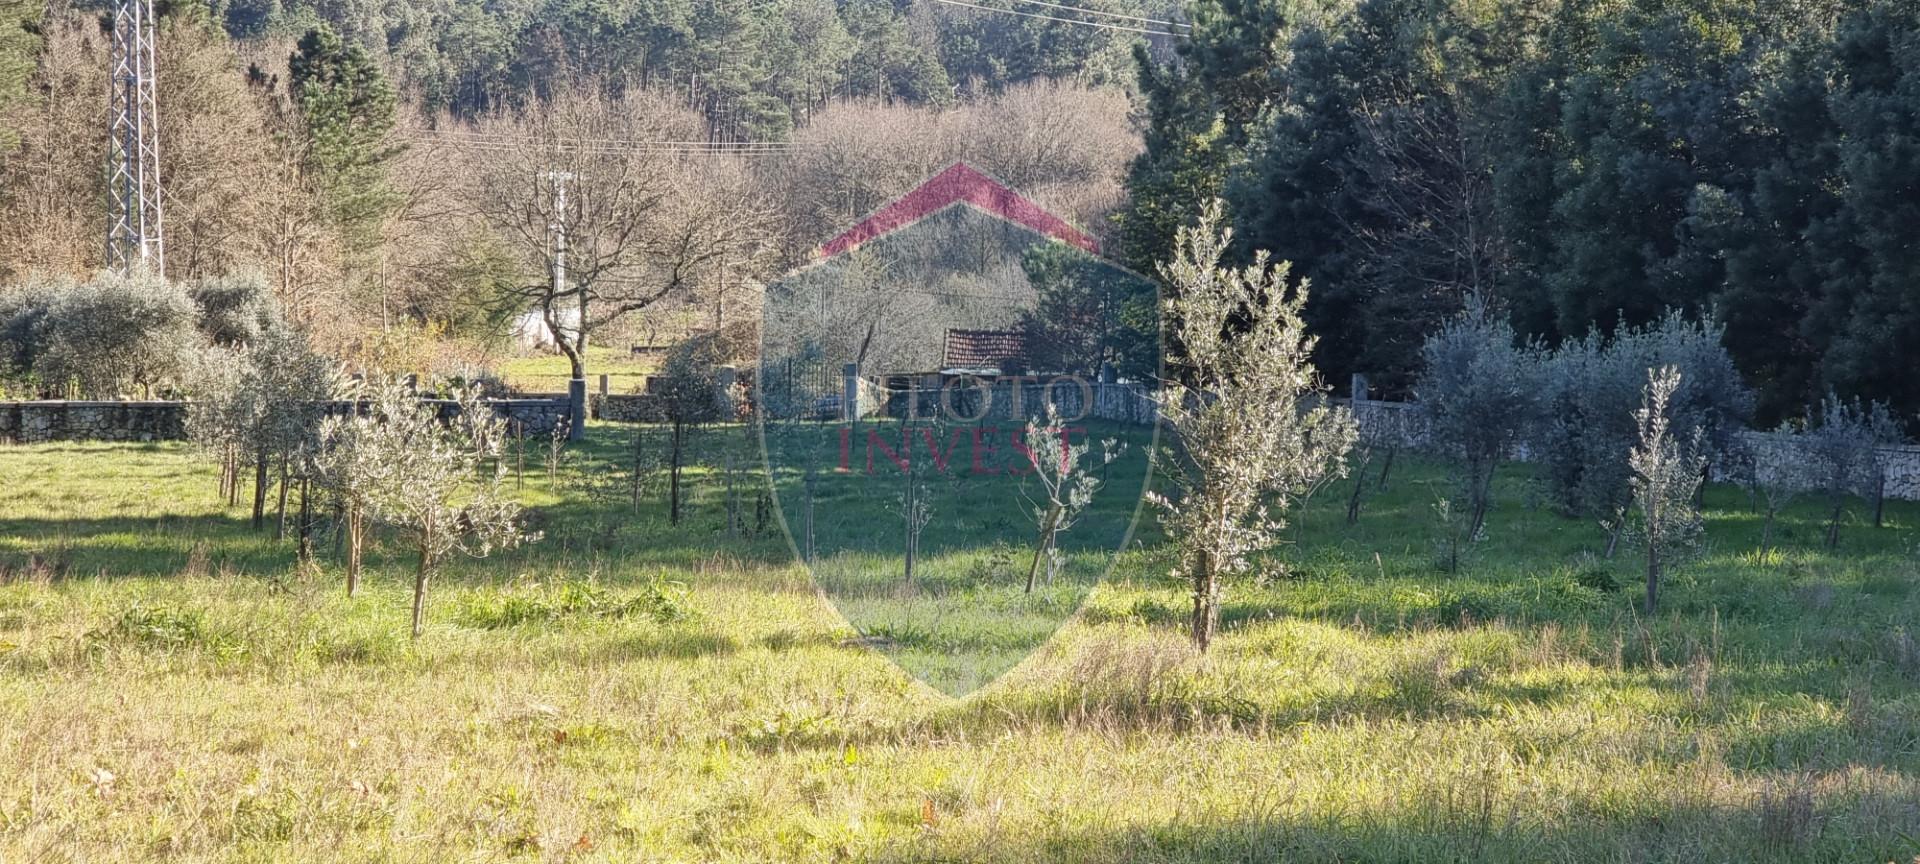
<box><xmin>1415</xmin><ymin>299</ymin><xmax>1544</xmax><ymax>540</ymax></box>
<box><xmin>1800</xmin><ymin>391</ymin><xmax>1906</xmax><ymax>548</ymax></box>
<box><xmin>187</xmin><ymin>272</ymin><xmax>282</xmax><ymax>347</ymax></box>
<box><xmin>0</xmin><ymin>277</ymin><xmax>61</xmax><ymax>394</ymax></box>
<box><xmin>35</xmin><ymin>270</ymin><xmax>203</xmax><ymax>398</ymax></box>
<box><xmin>1537</xmin><ymin>310</ymin><xmax>1752</xmax><ymax>521</ymax></box>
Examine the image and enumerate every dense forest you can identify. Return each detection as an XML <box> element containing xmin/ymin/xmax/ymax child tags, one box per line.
<box><xmin>2</xmin><ymin>0</ymin><xmax>1919</xmax><ymax>427</ymax></box>
<box><xmin>1121</xmin><ymin>0</ymin><xmax>1920</xmax><ymax>426</ymax></box>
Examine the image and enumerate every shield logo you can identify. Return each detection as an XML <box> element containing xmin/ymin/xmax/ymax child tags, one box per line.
<box><xmin>757</xmin><ymin>164</ymin><xmax>1162</xmax><ymax>696</ymax></box>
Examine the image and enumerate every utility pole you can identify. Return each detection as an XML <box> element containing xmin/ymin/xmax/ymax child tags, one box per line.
<box><xmin>546</xmin><ymin>170</ymin><xmax>584</xmax><ymax>440</ymax></box>
<box><xmin>106</xmin><ymin>0</ymin><xmax>165</xmax><ymax>276</ymax></box>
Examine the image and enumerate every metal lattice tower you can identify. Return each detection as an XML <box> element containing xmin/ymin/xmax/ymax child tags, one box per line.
<box><xmin>106</xmin><ymin>0</ymin><xmax>164</xmax><ymax>275</ymax></box>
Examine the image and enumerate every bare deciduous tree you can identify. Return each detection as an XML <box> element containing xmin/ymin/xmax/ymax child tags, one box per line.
<box><xmin>468</xmin><ymin>87</ymin><xmax>769</xmax><ymax>436</ymax></box>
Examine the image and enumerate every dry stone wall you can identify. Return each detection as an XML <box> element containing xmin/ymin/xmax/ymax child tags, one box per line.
<box><xmin>1341</xmin><ymin>397</ymin><xmax>1920</xmax><ymax>501</ymax></box>
<box><xmin>0</xmin><ymin>398</ymin><xmax>571</xmax><ymax>444</ymax></box>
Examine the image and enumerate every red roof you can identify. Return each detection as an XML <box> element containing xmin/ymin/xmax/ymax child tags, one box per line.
<box><xmin>817</xmin><ymin>163</ymin><xmax>1100</xmax><ymax>258</ymax></box>
<box><xmin>942</xmin><ymin>328</ymin><xmax>1026</xmax><ymax>371</ymax></box>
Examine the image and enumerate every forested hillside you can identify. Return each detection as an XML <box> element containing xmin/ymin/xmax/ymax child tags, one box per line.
<box><xmin>1123</xmin><ymin>0</ymin><xmax>1920</xmax><ymax>426</ymax></box>
<box><xmin>4</xmin><ymin>0</ymin><xmax>1920</xmax><ymax>428</ymax></box>
<box><xmin>207</xmin><ymin>0</ymin><xmax>1179</xmax><ymax>132</ymax></box>
<box><xmin>0</xmin><ymin>0</ymin><xmax>1145</xmax><ymax>385</ymax></box>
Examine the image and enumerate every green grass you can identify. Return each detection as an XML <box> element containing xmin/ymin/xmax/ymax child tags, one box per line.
<box><xmin>493</xmin><ymin>344</ymin><xmax>657</xmax><ymax>394</ymax></box>
<box><xmin>2</xmin><ymin>429</ymin><xmax>1920</xmax><ymax>862</ymax></box>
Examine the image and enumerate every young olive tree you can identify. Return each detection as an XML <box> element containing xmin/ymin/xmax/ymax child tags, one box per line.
<box><xmin>1021</xmin><ymin>403</ymin><xmax>1124</xmax><ymax>592</ymax></box>
<box><xmin>1149</xmin><ymin>202</ymin><xmax>1357</xmax><ymax>652</ymax></box>
<box><xmin>892</xmin><ymin>418</ymin><xmax>938</xmax><ymax>584</ymax></box>
<box><xmin>184</xmin><ymin>345</ymin><xmax>253</xmax><ymax>504</ymax></box>
<box><xmin>655</xmin><ymin>334</ymin><xmax>730</xmax><ymax>526</ymax></box>
<box><xmin>240</xmin><ymin>328</ymin><xmax>337</xmax><ymax>536</ymax></box>
<box><xmin>1539</xmin><ymin>311</ymin><xmax>1751</xmax><ymax>554</ymax></box>
<box><xmin>1748</xmin><ymin>431</ymin><xmax>1815</xmax><ymax>556</ymax></box>
<box><xmin>1628</xmin><ymin>367</ymin><xmax>1706</xmax><ymax>615</ymax></box>
<box><xmin>312</xmin><ymin>389</ymin><xmax>389</xmax><ymax>596</ymax></box>
<box><xmin>1803</xmin><ymin>392</ymin><xmax>1905</xmax><ymax>549</ymax></box>
<box><xmin>184</xmin><ymin>325</ymin><xmax>336</xmax><ymax>529</ymax></box>
<box><xmin>354</xmin><ymin>384</ymin><xmax>535</xmax><ymax>637</ymax></box>
<box><xmin>1415</xmin><ymin>298</ymin><xmax>1543</xmax><ymax>543</ymax></box>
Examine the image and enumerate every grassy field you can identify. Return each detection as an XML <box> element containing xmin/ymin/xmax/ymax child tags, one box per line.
<box><xmin>493</xmin><ymin>345</ymin><xmax>657</xmax><ymax>394</ymax></box>
<box><xmin>3</xmin><ymin>425</ymin><xmax>1920</xmax><ymax>862</ymax></box>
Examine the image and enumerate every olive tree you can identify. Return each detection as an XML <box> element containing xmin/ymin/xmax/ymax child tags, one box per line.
<box><xmin>37</xmin><ymin>269</ymin><xmax>201</xmax><ymax>398</ymax></box>
<box><xmin>312</xmin><ymin>389</ymin><xmax>388</xmax><ymax>596</ymax></box>
<box><xmin>351</xmin><ymin>383</ymin><xmax>535</xmax><ymax>637</ymax></box>
<box><xmin>1149</xmin><ymin>203</ymin><xmax>1357</xmax><ymax>652</ymax></box>
<box><xmin>1802</xmin><ymin>392</ymin><xmax>1905</xmax><ymax>549</ymax></box>
<box><xmin>1628</xmin><ymin>367</ymin><xmax>1706</xmax><ymax>614</ymax></box>
<box><xmin>241</xmin><ymin>328</ymin><xmax>337</xmax><ymax>535</ymax></box>
<box><xmin>187</xmin><ymin>272</ymin><xmax>281</xmax><ymax>347</ymax></box>
<box><xmin>1746</xmin><ymin>431</ymin><xmax>1814</xmax><ymax>556</ymax></box>
<box><xmin>655</xmin><ymin>334</ymin><xmax>730</xmax><ymax>526</ymax></box>
<box><xmin>183</xmin><ymin>324</ymin><xmax>336</xmax><ymax>530</ymax></box>
<box><xmin>1020</xmin><ymin>403</ymin><xmax>1124</xmax><ymax>592</ymax></box>
<box><xmin>1539</xmin><ymin>311</ymin><xmax>1751</xmax><ymax>554</ymax></box>
<box><xmin>184</xmin><ymin>345</ymin><xmax>253</xmax><ymax>505</ymax></box>
<box><xmin>0</xmin><ymin>277</ymin><xmax>59</xmax><ymax>396</ymax></box>
<box><xmin>1415</xmin><ymin>298</ymin><xmax>1543</xmax><ymax>543</ymax></box>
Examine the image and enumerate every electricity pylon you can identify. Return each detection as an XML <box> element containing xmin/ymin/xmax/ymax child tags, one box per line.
<box><xmin>106</xmin><ymin>0</ymin><xmax>165</xmax><ymax>275</ymax></box>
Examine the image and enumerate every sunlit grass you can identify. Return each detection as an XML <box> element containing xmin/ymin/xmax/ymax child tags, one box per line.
<box><xmin>1</xmin><ymin>429</ymin><xmax>1918</xmax><ymax>861</ymax></box>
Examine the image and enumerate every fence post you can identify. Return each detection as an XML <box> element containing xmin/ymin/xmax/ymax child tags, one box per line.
<box><xmin>842</xmin><ymin>363</ymin><xmax>861</xmax><ymax>422</ymax></box>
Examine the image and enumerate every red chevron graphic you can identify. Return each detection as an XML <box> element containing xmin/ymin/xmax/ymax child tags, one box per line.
<box><xmin>816</xmin><ymin>162</ymin><xmax>1101</xmax><ymax>258</ymax></box>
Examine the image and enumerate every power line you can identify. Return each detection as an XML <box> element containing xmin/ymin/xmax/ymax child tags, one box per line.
<box><xmin>416</xmin><ymin>129</ymin><xmax>798</xmax><ymax>150</ymax></box>
<box><xmin>1005</xmin><ymin>0</ymin><xmax>1190</xmax><ymax>29</ymax></box>
<box><xmin>926</xmin><ymin>0</ymin><xmax>1182</xmax><ymax>36</ymax></box>
<box><xmin>396</xmin><ymin>132</ymin><xmax>801</xmax><ymax>158</ymax></box>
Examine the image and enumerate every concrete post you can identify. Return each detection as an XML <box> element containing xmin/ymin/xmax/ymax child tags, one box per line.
<box><xmin>567</xmin><ymin>378</ymin><xmax>586</xmax><ymax>440</ymax></box>
<box><xmin>1350</xmin><ymin>373</ymin><xmax>1370</xmax><ymax>402</ymax></box>
<box><xmin>842</xmin><ymin>363</ymin><xmax>860</xmax><ymax>422</ymax></box>
<box><xmin>717</xmin><ymin>365</ymin><xmax>738</xmax><ymax>416</ymax></box>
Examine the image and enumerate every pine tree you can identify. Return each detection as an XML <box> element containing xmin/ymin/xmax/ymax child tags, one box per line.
<box><xmin>289</xmin><ymin>24</ymin><xmax>399</xmax><ymax>254</ymax></box>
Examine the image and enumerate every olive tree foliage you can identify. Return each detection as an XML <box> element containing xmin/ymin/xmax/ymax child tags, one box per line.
<box><xmin>329</xmin><ymin>382</ymin><xmax>534</xmax><ymax>637</ymax></box>
<box><xmin>33</xmin><ymin>269</ymin><xmax>202</xmax><ymax>398</ymax></box>
<box><xmin>0</xmin><ymin>277</ymin><xmax>58</xmax><ymax>395</ymax></box>
<box><xmin>185</xmin><ymin>325</ymin><xmax>338</xmax><ymax>532</ymax></box>
<box><xmin>311</xmin><ymin>392</ymin><xmax>385</xmax><ymax>596</ymax></box>
<box><xmin>1537</xmin><ymin>311</ymin><xmax>1751</xmax><ymax>552</ymax></box>
<box><xmin>187</xmin><ymin>272</ymin><xmax>281</xmax><ymax>348</ymax></box>
<box><xmin>1020</xmin><ymin>404</ymin><xmax>1125</xmax><ymax>593</ymax></box>
<box><xmin>1800</xmin><ymin>392</ymin><xmax>1906</xmax><ymax>549</ymax></box>
<box><xmin>1149</xmin><ymin>203</ymin><xmax>1358</xmax><ymax>652</ymax></box>
<box><xmin>1627</xmin><ymin>367</ymin><xmax>1706</xmax><ymax>615</ymax></box>
<box><xmin>1414</xmin><ymin>298</ymin><xmax>1544</xmax><ymax>543</ymax></box>
<box><xmin>1746</xmin><ymin>431</ymin><xmax>1815</xmax><ymax>556</ymax></box>
<box><xmin>2</xmin><ymin>271</ymin><xmax>282</xmax><ymax>399</ymax></box>
<box><xmin>655</xmin><ymin>333</ymin><xmax>732</xmax><ymax>526</ymax></box>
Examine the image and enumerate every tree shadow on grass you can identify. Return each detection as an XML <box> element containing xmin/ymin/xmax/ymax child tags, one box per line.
<box><xmin>0</xmin><ymin>514</ymin><xmax>293</xmax><ymax>579</ymax></box>
<box><xmin>855</xmin><ymin>793</ymin><xmax>1920</xmax><ymax>864</ymax></box>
